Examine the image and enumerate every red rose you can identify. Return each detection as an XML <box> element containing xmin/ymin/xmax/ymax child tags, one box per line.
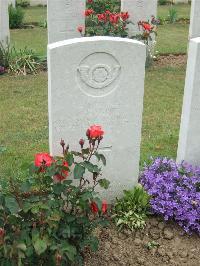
<box><xmin>90</xmin><ymin>202</ymin><xmax>98</xmax><ymax>213</ymax></box>
<box><xmin>87</xmin><ymin>125</ymin><xmax>104</xmax><ymax>139</ymax></box>
<box><xmin>54</xmin><ymin>161</ymin><xmax>69</xmax><ymax>182</ymax></box>
<box><xmin>142</xmin><ymin>23</ymin><xmax>152</xmax><ymax>32</ymax></box>
<box><xmin>77</xmin><ymin>25</ymin><xmax>84</xmax><ymax>33</ymax></box>
<box><xmin>97</xmin><ymin>13</ymin><xmax>107</xmax><ymax>22</ymax></box>
<box><xmin>34</xmin><ymin>153</ymin><xmax>53</xmax><ymax>167</ymax></box>
<box><xmin>0</xmin><ymin>228</ymin><xmax>5</xmax><ymax>238</ymax></box>
<box><xmin>120</xmin><ymin>12</ymin><xmax>129</xmax><ymax>21</ymax></box>
<box><xmin>87</xmin><ymin>0</ymin><xmax>93</xmax><ymax>3</ymax></box>
<box><xmin>85</xmin><ymin>9</ymin><xmax>94</xmax><ymax>16</ymax></box>
<box><xmin>105</xmin><ymin>10</ymin><xmax>111</xmax><ymax>15</ymax></box>
<box><xmin>101</xmin><ymin>200</ymin><xmax>108</xmax><ymax>213</ymax></box>
<box><xmin>109</xmin><ymin>14</ymin><xmax>120</xmax><ymax>24</ymax></box>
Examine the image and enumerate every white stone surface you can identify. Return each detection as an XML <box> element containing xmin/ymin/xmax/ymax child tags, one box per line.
<box><xmin>173</xmin><ymin>0</ymin><xmax>189</xmax><ymax>3</ymax></box>
<box><xmin>0</xmin><ymin>0</ymin><xmax>10</xmax><ymax>47</ymax></box>
<box><xmin>8</xmin><ymin>0</ymin><xmax>16</xmax><ymax>7</ymax></box>
<box><xmin>177</xmin><ymin>37</ymin><xmax>200</xmax><ymax>165</ymax></box>
<box><xmin>121</xmin><ymin>0</ymin><xmax>158</xmax><ymax>36</ymax></box>
<box><xmin>48</xmin><ymin>37</ymin><xmax>146</xmax><ymax>201</ymax></box>
<box><xmin>47</xmin><ymin>0</ymin><xmax>85</xmax><ymax>44</ymax></box>
<box><xmin>30</xmin><ymin>0</ymin><xmax>47</xmax><ymax>6</ymax></box>
<box><xmin>189</xmin><ymin>0</ymin><xmax>200</xmax><ymax>39</ymax></box>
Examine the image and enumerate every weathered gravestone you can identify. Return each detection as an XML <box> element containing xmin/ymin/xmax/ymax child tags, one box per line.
<box><xmin>30</xmin><ymin>0</ymin><xmax>47</xmax><ymax>6</ymax></box>
<box><xmin>0</xmin><ymin>0</ymin><xmax>10</xmax><ymax>47</ymax></box>
<box><xmin>48</xmin><ymin>37</ymin><xmax>146</xmax><ymax>201</ymax></box>
<box><xmin>177</xmin><ymin>37</ymin><xmax>200</xmax><ymax>165</ymax></box>
<box><xmin>121</xmin><ymin>0</ymin><xmax>157</xmax><ymax>36</ymax></box>
<box><xmin>47</xmin><ymin>0</ymin><xmax>85</xmax><ymax>44</ymax></box>
<box><xmin>189</xmin><ymin>0</ymin><xmax>200</xmax><ymax>39</ymax></box>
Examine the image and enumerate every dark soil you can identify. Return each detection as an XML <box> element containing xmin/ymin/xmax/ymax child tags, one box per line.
<box><xmin>85</xmin><ymin>216</ymin><xmax>200</xmax><ymax>266</ymax></box>
<box><xmin>154</xmin><ymin>54</ymin><xmax>187</xmax><ymax>68</ymax></box>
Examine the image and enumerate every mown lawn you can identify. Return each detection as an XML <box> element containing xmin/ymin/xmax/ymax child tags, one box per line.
<box><xmin>10</xmin><ymin>28</ymin><xmax>47</xmax><ymax>56</ymax></box>
<box><xmin>158</xmin><ymin>3</ymin><xmax>191</xmax><ymax>19</ymax></box>
<box><xmin>156</xmin><ymin>23</ymin><xmax>189</xmax><ymax>54</ymax></box>
<box><xmin>23</xmin><ymin>6</ymin><xmax>47</xmax><ymax>24</ymax></box>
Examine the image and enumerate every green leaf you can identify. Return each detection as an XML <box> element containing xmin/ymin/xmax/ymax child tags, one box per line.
<box><xmin>74</xmin><ymin>164</ymin><xmax>85</xmax><ymax>179</ymax></box>
<box><xmin>22</xmin><ymin>202</ymin><xmax>33</xmax><ymax>213</ymax></box>
<box><xmin>98</xmin><ymin>179</ymin><xmax>110</xmax><ymax>189</ymax></box>
<box><xmin>20</xmin><ymin>180</ymin><xmax>32</xmax><ymax>192</ymax></box>
<box><xmin>83</xmin><ymin>161</ymin><xmax>94</xmax><ymax>172</ymax></box>
<box><xmin>53</xmin><ymin>183</ymin><xmax>64</xmax><ymax>195</ymax></box>
<box><xmin>17</xmin><ymin>243</ymin><xmax>27</xmax><ymax>252</ymax></box>
<box><xmin>33</xmin><ymin>238</ymin><xmax>47</xmax><ymax>255</ymax></box>
<box><xmin>65</xmin><ymin>152</ymin><xmax>74</xmax><ymax>166</ymax></box>
<box><xmin>5</xmin><ymin>196</ymin><xmax>20</xmax><ymax>214</ymax></box>
<box><xmin>61</xmin><ymin>242</ymin><xmax>77</xmax><ymax>262</ymax></box>
<box><xmin>95</xmin><ymin>152</ymin><xmax>106</xmax><ymax>166</ymax></box>
<box><xmin>80</xmin><ymin>236</ymin><xmax>99</xmax><ymax>252</ymax></box>
<box><xmin>82</xmin><ymin>148</ymin><xmax>90</xmax><ymax>155</ymax></box>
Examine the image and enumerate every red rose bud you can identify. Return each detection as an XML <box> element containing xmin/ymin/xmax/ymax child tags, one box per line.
<box><xmin>55</xmin><ymin>253</ymin><xmax>62</xmax><ymax>264</ymax></box>
<box><xmin>90</xmin><ymin>202</ymin><xmax>98</xmax><ymax>213</ymax></box>
<box><xmin>86</xmin><ymin>128</ymin><xmax>90</xmax><ymax>138</ymax></box>
<box><xmin>102</xmin><ymin>200</ymin><xmax>108</xmax><ymax>213</ymax></box>
<box><xmin>60</xmin><ymin>139</ymin><xmax>65</xmax><ymax>148</ymax></box>
<box><xmin>87</xmin><ymin>0</ymin><xmax>93</xmax><ymax>3</ymax></box>
<box><xmin>85</xmin><ymin>8</ymin><xmax>94</xmax><ymax>16</ymax></box>
<box><xmin>77</xmin><ymin>25</ymin><xmax>84</xmax><ymax>33</ymax></box>
<box><xmin>79</xmin><ymin>138</ymin><xmax>85</xmax><ymax>148</ymax></box>
<box><xmin>54</xmin><ymin>161</ymin><xmax>69</xmax><ymax>183</ymax></box>
<box><xmin>0</xmin><ymin>228</ymin><xmax>5</xmax><ymax>238</ymax></box>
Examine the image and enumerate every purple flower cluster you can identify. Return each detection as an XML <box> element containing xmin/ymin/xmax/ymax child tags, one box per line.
<box><xmin>140</xmin><ymin>157</ymin><xmax>200</xmax><ymax>234</ymax></box>
<box><xmin>0</xmin><ymin>66</ymin><xmax>5</xmax><ymax>75</ymax></box>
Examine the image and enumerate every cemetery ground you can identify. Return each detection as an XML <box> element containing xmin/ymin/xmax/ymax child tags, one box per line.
<box><xmin>1</xmin><ymin>3</ymin><xmax>200</xmax><ymax>266</ymax></box>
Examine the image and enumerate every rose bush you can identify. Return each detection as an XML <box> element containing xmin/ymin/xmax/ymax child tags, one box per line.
<box><xmin>0</xmin><ymin>125</ymin><xmax>110</xmax><ymax>265</ymax></box>
<box><xmin>78</xmin><ymin>0</ymin><xmax>159</xmax><ymax>66</ymax></box>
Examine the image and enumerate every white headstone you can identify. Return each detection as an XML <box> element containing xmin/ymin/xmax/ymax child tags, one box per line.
<box><xmin>0</xmin><ymin>0</ymin><xmax>10</xmax><ymax>47</ymax></box>
<box><xmin>48</xmin><ymin>37</ymin><xmax>146</xmax><ymax>201</ymax></box>
<box><xmin>8</xmin><ymin>0</ymin><xmax>16</xmax><ymax>7</ymax></box>
<box><xmin>30</xmin><ymin>0</ymin><xmax>47</xmax><ymax>6</ymax></box>
<box><xmin>47</xmin><ymin>0</ymin><xmax>85</xmax><ymax>44</ymax></box>
<box><xmin>189</xmin><ymin>0</ymin><xmax>200</xmax><ymax>39</ymax></box>
<box><xmin>177</xmin><ymin>37</ymin><xmax>200</xmax><ymax>165</ymax></box>
<box><xmin>121</xmin><ymin>0</ymin><xmax>157</xmax><ymax>36</ymax></box>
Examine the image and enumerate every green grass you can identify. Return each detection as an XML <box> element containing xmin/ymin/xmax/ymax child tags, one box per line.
<box><xmin>156</xmin><ymin>23</ymin><xmax>189</xmax><ymax>54</ymax></box>
<box><xmin>0</xmin><ymin>65</ymin><xmax>186</xmax><ymax>176</ymax></box>
<box><xmin>0</xmin><ymin>72</ymin><xmax>48</xmax><ymax>177</ymax></box>
<box><xmin>23</xmin><ymin>6</ymin><xmax>47</xmax><ymax>24</ymax></box>
<box><xmin>140</xmin><ymin>65</ymin><xmax>185</xmax><ymax>164</ymax></box>
<box><xmin>10</xmin><ymin>28</ymin><xmax>47</xmax><ymax>56</ymax></box>
<box><xmin>158</xmin><ymin>3</ymin><xmax>191</xmax><ymax>19</ymax></box>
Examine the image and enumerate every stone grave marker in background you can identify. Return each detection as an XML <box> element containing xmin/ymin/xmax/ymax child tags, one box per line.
<box><xmin>189</xmin><ymin>0</ymin><xmax>200</xmax><ymax>39</ymax></box>
<box><xmin>0</xmin><ymin>0</ymin><xmax>10</xmax><ymax>47</ymax></box>
<box><xmin>30</xmin><ymin>0</ymin><xmax>47</xmax><ymax>6</ymax></box>
<box><xmin>8</xmin><ymin>0</ymin><xmax>16</xmax><ymax>7</ymax></box>
<box><xmin>48</xmin><ymin>37</ymin><xmax>146</xmax><ymax>201</ymax></box>
<box><xmin>121</xmin><ymin>0</ymin><xmax>158</xmax><ymax>36</ymax></box>
<box><xmin>177</xmin><ymin>37</ymin><xmax>200</xmax><ymax>166</ymax></box>
<box><xmin>47</xmin><ymin>0</ymin><xmax>85</xmax><ymax>44</ymax></box>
